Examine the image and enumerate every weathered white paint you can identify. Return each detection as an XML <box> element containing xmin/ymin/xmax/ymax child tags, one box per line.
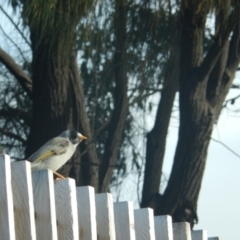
<box><xmin>0</xmin><ymin>154</ymin><xmax>16</xmax><ymax>240</ymax></box>
<box><xmin>77</xmin><ymin>186</ymin><xmax>97</xmax><ymax>240</ymax></box>
<box><xmin>54</xmin><ymin>178</ymin><xmax>79</xmax><ymax>240</ymax></box>
<box><xmin>0</xmin><ymin>155</ymin><xmax>223</xmax><ymax>240</ymax></box>
<box><xmin>95</xmin><ymin>193</ymin><xmax>116</xmax><ymax>240</ymax></box>
<box><xmin>32</xmin><ymin>169</ymin><xmax>57</xmax><ymax>240</ymax></box>
<box><xmin>154</xmin><ymin>215</ymin><xmax>173</xmax><ymax>240</ymax></box>
<box><xmin>11</xmin><ymin>160</ymin><xmax>36</xmax><ymax>240</ymax></box>
<box><xmin>191</xmin><ymin>230</ymin><xmax>207</xmax><ymax>240</ymax></box>
<box><xmin>173</xmin><ymin>222</ymin><xmax>192</xmax><ymax>240</ymax></box>
<box><xmin>114</xmin><ymin>201</ymin><xmax>135</xmax><ymax>240</ymax></box>
<box><xmin>134</xmin><ymin>208</ymin><xmax>156</xmax><ymax>240</ymax></box>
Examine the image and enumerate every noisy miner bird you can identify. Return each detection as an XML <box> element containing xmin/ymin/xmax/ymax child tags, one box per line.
<box><xmin>28</xmin><ymin>130</ymin><xmax>87</xmax><ymax>179</ymax></box>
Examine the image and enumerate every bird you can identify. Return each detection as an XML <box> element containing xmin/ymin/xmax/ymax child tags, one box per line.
<box><xmin>28</xmin><ymin>130</ymin><xmax>87</xmax><ymax>179</ymax></box>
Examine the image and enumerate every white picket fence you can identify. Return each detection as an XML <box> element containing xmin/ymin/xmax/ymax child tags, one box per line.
<box><xmin>0</xmin><ymin>154</ymin><xmax>220</xmax><ymax>240</ymax></box>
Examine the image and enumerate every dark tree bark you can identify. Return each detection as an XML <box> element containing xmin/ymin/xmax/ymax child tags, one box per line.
<box><xmin>24</xmin><ymin>10</ymin><xmax>100</xmax><ymax>190</ymax></box>
<box><xmin>68</xmin><ymin>53</ymin><xmax>99</xmax><ymax>190</ymax></box>
<box><xmin>155</xmin><ymin>0</ymin><xmax>240</xmax><ymax>227</ymax></box>
<box><xmin>1</xmin><ymin>1</ymin><xmax>239</xmax><ymax>224</ymax></box>
<box><xmin>99</xmin><ymin>0</ymin><xmax>129</xmax><ymax>192</ymax></box>
<box><xmin>141</xmin><ymin>40</ymin><xmax>180</xmax><ymax>208</ymax></box>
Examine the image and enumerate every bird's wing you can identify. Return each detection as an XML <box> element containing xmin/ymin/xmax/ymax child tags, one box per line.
<box><xmin>28</xmin><ymin>137</ymin><xmax>69</xmax><ymax>163</ymax></box>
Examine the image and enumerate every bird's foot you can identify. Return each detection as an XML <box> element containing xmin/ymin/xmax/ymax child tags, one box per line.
<box><xmin>53</xmin><ymin>171</ymin><xmax>65</xmax><ymax>180</ymax></box>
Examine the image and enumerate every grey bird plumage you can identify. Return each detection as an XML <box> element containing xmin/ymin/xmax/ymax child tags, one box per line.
<box><xmin>28</xmin><ymin>130</ymin><xmax>87</xmax><ymax>173</ymax></box>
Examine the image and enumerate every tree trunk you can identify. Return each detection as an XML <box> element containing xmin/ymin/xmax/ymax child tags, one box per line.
<box><xmin>25</xmin><ymin>38</ymin><xmax>76</xmax><ymax>157</ymax></box>
<box><xmin>141</xmin><ymin>41</ymin><xmax>179</xmax><ymax>208</ymax></box>
<box><xmin>25</xmin><ymin>19</ymin><xmax>99</xmax><ymax>190</ymax></box>
<box><xmin>68</xmin><ymin>53</ymin><xmax>99</xmax><ymax>190</ymax></box>
<box><xmin>156</xmin><ymin>1</ymin><xmax>240</xmax><ymax>227</ymax></box>
<box><xmin>99</xmin><ymin>0</ymin><xmax>129</xmax><ymax>192</ymax></box>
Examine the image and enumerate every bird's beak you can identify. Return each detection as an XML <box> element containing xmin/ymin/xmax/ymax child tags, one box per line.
<box><xmin>80</xmin><ymin>135</ymin><xmax>87</xmax><ymax>141</ymax></box>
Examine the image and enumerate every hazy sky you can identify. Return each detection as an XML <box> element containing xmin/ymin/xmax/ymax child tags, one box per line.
<box><xmin>1</xmin><ymin>4</ymin><xmax>240</xmax><ymax>239</ymax></box>
<box><xmin>115</xmin><ymin>74</ymin><xmax>240</xmax><ymax>239</ymax></box>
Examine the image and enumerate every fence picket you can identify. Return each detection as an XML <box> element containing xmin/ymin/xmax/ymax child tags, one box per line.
<box><xmin>173</xmin><ymin>222</ymin><xmax>192</xmax><ymax>240</ymax></box>
<box><xmin>0</xmin><ymin>154</ymin><xmax>16</xmax><ymax>240</ymax></box>
<box><xmin>114</xmin><ymin>201</ymin><xmax>135</xmax><ymax>240</ymax></box>
<box><xmin>76</xmin><ymin>186</ymin><xmax>97</xmax><ymax>240</ymax></box>
<box><xmin>191</xmin><ymin>230</ymin><xmax>207</xmax><ymax>240</ymax></box>
<box><xmin>32</xmin><ymin>170</ymin><xmax>58</xmax><ymax>240</ymax></box>
<box><xmin>11</xmin><ymin>161</ymin><xmax>36</xmax><ymax>240</ymax></box>
<box><xmin>54</xmin><ymin>178</ymin><xmax>79</xmax><ymax>240</ymax></box>
<box><xmin>134</xmin><ymin>208</ymin><xmax>156</xmax><ymax>240</ymax></box>
<box><xmin>0</xmin><ymin>155</ymin><xmax>224</xmax><ymax>240</ymax></box>
<box><xmin>154</xmin><ymin>215</ymin><xmax>173</xmax><ymax>240</ymax></box>
<box><xmin>95</xmin><ymin>193</ymin><xmax>116</xmax><ymax>240</ymax></box>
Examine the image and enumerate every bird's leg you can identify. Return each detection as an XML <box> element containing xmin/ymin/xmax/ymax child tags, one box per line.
<box><xmin>53</xmin><ymin>171</ymin><xmax>65</xmax><ymax>180</ymax></box>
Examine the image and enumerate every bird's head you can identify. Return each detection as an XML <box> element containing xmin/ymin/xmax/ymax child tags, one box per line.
<box><xmin>59</xmin><ymin>130</ymin><xmax>87</xmax><ymax>145</ymax></box>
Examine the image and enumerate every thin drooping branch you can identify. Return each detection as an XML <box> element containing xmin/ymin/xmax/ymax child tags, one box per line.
<box><xmin>0</xmin><ymin>108</ymin><xmax>31</xmax><ymax>126</ymax></box>
<box><xmin>0</xmin><ymin>25</ymin><xmax>28</xmax><ymax>63</ymax></box>
<box><xmin>0</xmin><ymin>6</ymin><xmax>31</xmax><ymax>47</ymax></box>
<box><xmin>99</xmin><ymin>0</ymin><xmax>129</xmax><ymax>192</ymax></box>
<box><xmin>0</xmin><ymin>47</ymin><xmax>32</xmax><ymax>98</ymax></box>
<box><xmin>0</xmin><ymin>128</ymin><xmax>26</xmax><ymax>143</ymax></box>
<box><xmin>211</xmin><ymin>137</ymin><xmax>240</xmax><ymax>159</ymax></box>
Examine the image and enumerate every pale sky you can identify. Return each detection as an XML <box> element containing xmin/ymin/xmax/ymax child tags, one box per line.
<box><xmin>115</xmin><ymin>74</ymin><xmax>240</xmax><ymax>239</ymax></box>
<box><xmin>1</xmin><ymin>3</ymin><xmax>240</xmax><ymax>239</ymax></box>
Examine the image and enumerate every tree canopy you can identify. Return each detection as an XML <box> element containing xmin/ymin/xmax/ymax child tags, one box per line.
<box><xmin>0</xmin><ymin>0</ymin><xmax>239</xmax><ymax>227</ymax></box>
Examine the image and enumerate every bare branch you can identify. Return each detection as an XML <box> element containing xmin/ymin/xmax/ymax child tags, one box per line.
<box><xmin>0</xmin><ymin>6</ymin><xmax>31</xmax><ymax>47</ymax></box>
<box><xmin>0</xmin><ymin>108</ymin><xmax>31</xmax><ymax>126</ymax></box>
<box><xmin>0</xmin><ymin>25</ymin><xmax>29</xmax><ymax>63</ymax></box>
<box><xmin>0</xmin><ymin>128</ymin><xmax>26</xmax><ymax>143</ymax></box>
<box><xmin>211</xmin><ymin>137</ymin><xmax>240</xmax><ymax>159</ymax></box>
<box><xmin>232</xmin><ymin>83</ymin><xmax>240</xmax><ymax>88</ymax></box>
<box><xmin>0</xmin><ymin>47</ymin><xmax>33</xmax><ymax>98</ymax></box>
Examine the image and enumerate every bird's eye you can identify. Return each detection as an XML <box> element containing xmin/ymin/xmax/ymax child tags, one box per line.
<box><xmin>69</xmin><ymin>130</ymin><xmax>80</xmax><ymax>144</ymax></box>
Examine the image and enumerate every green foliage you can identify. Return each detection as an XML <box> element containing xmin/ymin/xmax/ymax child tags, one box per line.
<box><xmin>1</xmin><ymin>0</ymin><xmax>231</xmax><ymax>184</ymax></box>
<box><xmin>1</xmin><ymin>0</ymin><xmax>185</xmax><ymax>182</ymax></box>
<box><xmin>10</xmin><ymin>0</ymin><xmax>94</xmax><ymax>51</ymax></box>
<box><xmin>76</xmin><ymin>1</ymin><xmax>177</xmax><ymax>169</ymax></box>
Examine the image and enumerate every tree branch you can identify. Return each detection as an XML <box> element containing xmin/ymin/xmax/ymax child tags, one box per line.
<box><xmin>0</xmin><ymin>6</ymin><xmax>31</xmax><ymax>47</ymax></box>
<box><xmin>0</xmin><ymin>47</ymin><xmax>33</xmax><ymax>98</ymax></box>
<box><xmin>198</xmin><ymin>7</ymin><xmax>238</xmax><ymax>81</ymax></box>
<box><xmin>0</xmin><ymin>25</ymin><xmax>29</xmax><ymax>63</ymax></box>
<box><xmin>0</xmin><ymin>128</ymin><xmax>26</xmax><ymax>143</ymax></box>
<box><xmin>99</xmin><ymin>0</ymin><xmax>129</xmax><ymax>192</ymax></box>
<box><xmin>226</xmin><ymin>21</ymin><xmax>240</xmax><ymax>72</ymax></box>
<box><xmin>94</xmin><ymin>117</ymin><xmax>111</xmax><ymax>138</ymax></box>
<box><xmin>0</xmin><ymin>108</ymin><xmax>31</xmax><ymax>126</ymax></box>
<box><xmin>141</xmin><ymin>39</ymin><xmax>180</xmax><ymax>208</ymax></box>
<box><xmin>211</xmin><ymin>137</ymin><xmax>240</xmax><ymax>159</ymax></box>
